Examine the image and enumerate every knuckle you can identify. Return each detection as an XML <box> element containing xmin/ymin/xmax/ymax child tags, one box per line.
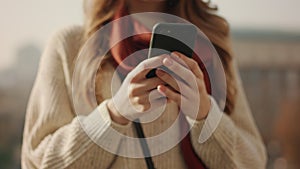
<box><xmin>132</xmin><ymin>97</ymin><xmax>140</xmax><ymax>105</ymax></box>
<box><xmin>128</xmin><ymin>88</ymin><xmax>134</xmax><ymax>98</ymax></box>
<box><xmin>136</xmin><ymin>96</ymin><xmax>145</xmax><ymax>104</ymax></box>
<box><xmin>128</xmin><ymin>86</ymin><xmax>138</xmax><ymax>97</ymax></box>
<box><xmin>198</xmin><ymin>70</ymin><xmax>204</xmax><ymax>79</ymax></box>
<box><xmin>187</xmin><ymin>69</ymin><xmax>194</xmax><ymax>76</ymax></box>
<box><xmin>142</xmin><ymin>105</ymin><xmax>150</xmax><ymax>112</ymax></box>
<box><xmin>137</xmin><ymin>104</ymin><xmax>150</xmax><ymax>112</ymax></box>
<box><xmin>191</xmin><ymin>60</ymin><xmax>198</xmax><ymax>69</ymax></box>
<box><xmin>196</xmin><ymin>80</ymin><xmax>205</xmax><ymax>91</ymax></box>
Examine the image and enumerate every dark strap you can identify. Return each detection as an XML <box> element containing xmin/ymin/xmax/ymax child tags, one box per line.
<box><xmin>133</xmin><ymin>115</ymin><xmax>207</xmax><ymax>169</ymax></box>
<box><xmin>133</xmin><ymin>119</ymin><xmax>156</xmax><ymax>169</ymax></box>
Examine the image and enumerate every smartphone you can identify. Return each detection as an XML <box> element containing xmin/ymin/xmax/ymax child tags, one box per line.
<box><xmin>146</xmin><ymin>23</ymin><xmax>197</xmax><ymax>78</ymax></box>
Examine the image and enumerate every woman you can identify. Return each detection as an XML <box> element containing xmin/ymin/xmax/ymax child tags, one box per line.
<box><xmin>21</xmin><ymin>0</ymin><xmax>267</xmax><ymax>168</ymax></box>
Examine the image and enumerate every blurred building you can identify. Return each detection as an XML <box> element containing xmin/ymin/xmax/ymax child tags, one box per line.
<box><xmin>0</xmin><ymin>43</ymin><xmax>40</xmax><ymax>169</ymax></box>
<box><xmin>231</xmin><ymin>29</ymin><xmax>300</xmax><ymax>169</ymax></box>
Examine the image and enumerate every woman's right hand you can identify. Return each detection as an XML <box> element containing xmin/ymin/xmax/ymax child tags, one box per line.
<box><xmin>107</xmin><ymin>55</ymin><xmax>168</xmax><ymax>125</ymax></box>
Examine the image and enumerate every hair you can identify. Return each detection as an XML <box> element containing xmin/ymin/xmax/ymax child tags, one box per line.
<box><xmin>82</xmin><ymin>0</ymin><xmax>237</xmax><ymax>114</ymax></box>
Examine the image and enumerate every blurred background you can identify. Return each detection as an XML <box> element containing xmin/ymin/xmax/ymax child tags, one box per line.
<box><xmin>0</xmin><ymin>0</ymin><xmax>299</xmax><ymax>168</ymax></box>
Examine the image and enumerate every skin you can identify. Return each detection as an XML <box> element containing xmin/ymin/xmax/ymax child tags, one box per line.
<box><xmin>107</xmin><ymin>1</ymin><xmax>211</xmax><ymax>125</ymax></box>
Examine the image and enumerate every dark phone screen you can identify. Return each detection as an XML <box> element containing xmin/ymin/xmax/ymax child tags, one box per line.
<box><xmin>146</xmin><ymin>23</ymin><xmax>197</xmax><ymax>78</ymax></box>
<box><xmin>148</xmin><ymin>34</ymin><xmax>194</xmax><ymax>58</ymax></box>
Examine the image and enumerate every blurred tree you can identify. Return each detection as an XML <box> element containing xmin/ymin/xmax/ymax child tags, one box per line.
<box><xmin>0</xmin><ymin>42</ymin><xmax>41</xmax><ymax>169</ymax></box>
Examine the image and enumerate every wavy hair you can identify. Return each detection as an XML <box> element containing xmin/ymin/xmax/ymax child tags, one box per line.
<box><xmin>82</xmin><ymin>0</ymin><xmax>237</xmax><ymax>114</ymax></box>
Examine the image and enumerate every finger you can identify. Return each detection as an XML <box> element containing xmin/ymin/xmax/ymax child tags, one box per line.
<box><xmin>196</xmin><ymin>78</ymin><xmax>208</xmax><ymax>93</ymax></box>
<box><xmin>156</xmin><ymin>69</ymin><xmax>179</xmax><ymax>91</ymax></box>
<box><xmin>132</xmin><ymin>89</ymin><xmax>165</xmax><ymax>104</ymax></box>
<box><xmin>130</xmin><ymin>54</ymin><xmax>168</xmax><ymax>80</ymax></box>
<box><xmin>129</xmin><ymin>77</ymin><xmax>166</xmax><ymax>96</ymax></box>
<box><xmin>156</xmin><ymin>69</ymin><xmax>190</xmax><ymax>97</ymax></box>
<box><xmin>171</xmin><ymin>52</ymin><xmax>204</xmax><ymax>79</ymax></box>
<box><xmin>140</xmin><ymin>77</ymin><xmax>166</xmax><ymax>91</ymax></box>
<box><xmin>157</xmin><ymin>85</ymin><xmax>182</xmax><ymax>105</ymax></box>
<box><xmin>162</xmin><ymin>57</ymin><xmax>195</xmax><ymax>84</ymax></box>
<box><xmin>171</xmin><ymin>53</ymin><xmax>208</xmax><ymax>95</ymax></box>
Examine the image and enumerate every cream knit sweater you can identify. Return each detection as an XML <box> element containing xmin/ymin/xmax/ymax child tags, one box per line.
<box><xmin>21</xmin><ymin>25</ymin><xmax>267</xmax><ymax>169</ymax></box>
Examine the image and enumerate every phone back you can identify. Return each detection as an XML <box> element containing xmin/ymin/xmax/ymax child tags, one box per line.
<box><xmin>148</xmin><ymin>23</ymin><xmax>197</xmax><ymax>58</ymax></box>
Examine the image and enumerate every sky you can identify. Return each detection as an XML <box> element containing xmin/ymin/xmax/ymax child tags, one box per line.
<box><xmin>0</xmin><ymin>0</ymin><xmax>299</xmax><ymax>71</ymax></box>
<box><xmin>215</xmin><ymin>0</ymin><xmax>300</xmax><ymax>31</ymax></box>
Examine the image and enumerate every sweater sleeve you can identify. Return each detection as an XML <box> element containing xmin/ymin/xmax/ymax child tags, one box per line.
<box><xmin>189</xmin><ymin>60</ymin><xmax>267</xmax><ymax>169</ymax></box>
<box><xmin>21</xmin><ymin>27</ymin><xmax>132</xmax><ymax>169</ymax></box>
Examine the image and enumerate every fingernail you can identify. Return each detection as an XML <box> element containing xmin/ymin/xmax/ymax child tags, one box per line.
<box><xmin>158</xmin><ymin>85</ymin><xmax>166</xmax><ymax>93</ymax></box>
<box><xmin>163</xmin><ymin>58</ymin><xmax>173</xmax><ymax>67</ymax></box>
<box><xmin>171</xmin><ymin>52</ymin><xmax>179</xmax><ymax>57</ymax></box>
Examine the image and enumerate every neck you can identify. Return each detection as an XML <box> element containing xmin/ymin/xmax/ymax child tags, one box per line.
<box><xmin>126</xmin><ymin>0</ymin><xmax>166</xmax><ymax>13</ymax></box>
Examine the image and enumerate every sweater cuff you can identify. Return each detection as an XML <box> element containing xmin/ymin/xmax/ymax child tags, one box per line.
<box><xmin>80</xmin><ymin>100</ymin><xmax>132</xmax><ymax>154</ymax></box>
<box><xmin>101</xmin><ymin>100</ymin><xmax>133</xmax><ymax>131</ymax></box>
<box><xmin>186</xmin><ymin>95</ymin><xmax>219</xmax><ymax>126</ymax></box>
<box><xmin>188</xmin><ymin>96</ymin><xmax>225</xmax><ymax>143</ymax></box>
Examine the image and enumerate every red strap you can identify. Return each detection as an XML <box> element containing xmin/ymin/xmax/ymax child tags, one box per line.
<box><xmin>180</xmin><ymin>114</ymin><xmax>207</xmax><ymax>169</ymax></box>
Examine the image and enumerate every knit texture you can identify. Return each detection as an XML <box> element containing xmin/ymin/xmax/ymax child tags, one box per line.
<box><xmin>21</xmin><ymin>25</ymin><xmax>267</xmax><ymax>169</ymax></box>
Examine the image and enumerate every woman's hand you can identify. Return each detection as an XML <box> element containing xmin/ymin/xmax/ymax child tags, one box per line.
<box><xmin>107</xmin><ymin>55</ymin><xmax>168</xmax><ymax>125</ymax></box>
<box><xmin>156</xmin><ymin>52</ymin><xmax>211</xmax><ymax>121</ymax></box>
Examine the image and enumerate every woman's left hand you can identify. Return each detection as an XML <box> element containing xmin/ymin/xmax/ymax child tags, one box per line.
<box><xmin>156</xmin><ymin>52</ymin><xmax>211</xmax><ymax>121</ymax></box>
